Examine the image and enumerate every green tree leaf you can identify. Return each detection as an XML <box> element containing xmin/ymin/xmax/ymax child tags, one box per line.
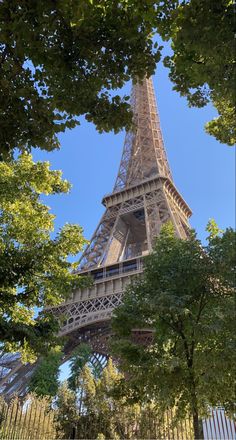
<box><xmin>0</xmin><ymin>153</ymin><xmax>89</xmax><ymax>360</ymax></box>
<box><xmin>111</xmin><ymin>222</ymin><xmax>236</xmax><ymax>439</ymax></box>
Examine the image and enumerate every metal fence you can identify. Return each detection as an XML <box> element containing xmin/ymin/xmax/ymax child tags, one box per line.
<box><xmin>0</xmin><ymin>396</ymin><xmax>235</xmax><ymax>440</ymax></box>
<box><xmin>0</xmin><ymin>398</ymin><xmax>193</xmax><ymax>440</ymax></box>
<box><xmin>0</xmin><ymin>396</ymin><xmax>57</xmax><ymax>440</ymax></box>
<box><xmin>202</xmin><ymin>408</ymin><xmax>236</xmax><ymax>440</ymax></box>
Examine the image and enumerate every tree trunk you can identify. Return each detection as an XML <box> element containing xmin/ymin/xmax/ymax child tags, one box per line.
<box><xmin>188</xmin><ymin>371</ymin><xmax>201</xmax><ymax>439</ymax></box>
<box><xmin>193</xmin><ymin>410</ymin><xmax>200</xmax><ymax>440</ymax></box>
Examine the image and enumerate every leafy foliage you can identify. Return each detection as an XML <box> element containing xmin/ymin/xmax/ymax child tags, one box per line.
<box><xmin>0</xmin><ymin>0</ymin><xmax>163</xmax><ymax>159</ymax></box>
<box><xmin>29</xmin><ymin>346</ymin><xmax>63</xmax><ymax>397</ymax></box>
<box><xmin>161</xmin><ymin>0</ymin><xmax>235</xmax><ymax>145</ymax></box>
<box><xmin>56</xmin><ymin>359</ymin><xmax>192</xmax><ymax>439</ymax></box>
<box><xmin>68</xmin><ymin>344</ymin><xmax>92</xmax><ymax>391</ymax></box>
<box><xmin>0</xmin><ymin>0</ymin><xmax>234</xmax><ymax>157</ymax></box>
<box><xmin>0</xmin><ymin>153</ymin><xmax>89</xmax><ymax>360</ymax></box>
<box><xmin>56</xmin><ymin>381</ymin><xmax>78</xmax><ymax>439</ymax></box>
<box><xmin>111</xmin><ymin>222</ymin><xmax>236</xmax><ymax>439</ymax></box>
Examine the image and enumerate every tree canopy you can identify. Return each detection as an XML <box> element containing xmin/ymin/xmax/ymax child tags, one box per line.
<box><xmin>111</xmin><ymin>222</ymin><xmax>236</xmax><ymax>440</ymax></box>
<box><xmin>0</xmin><ymin>0</ymin><xmax>162</xmax><ymax>159</ymax></box>
<box><xmin>161</xmin><ymin>0</ymin><xmax>235</xmax><ymax>146</ymax></box>
<box><xmin>29</xmin><ymin>346</ymin><xmax>63</xmax><ymax>397</ymax></box>
<box><xmin>0</xmin><ymin>0</ymin><xmax>234</xmax><ymax>160</ymax></box>
<box><xmin>56</xmin><ymin>359</ymin><xmax>190</xmax><ymax>439</ymax></box>
<box><xmin>0</xmin><ymin>153</ymin><xmax>89</xmax><ymax>361</ymax></box>
<box><xmin>68</xmin><ymin>344</ymin><xmax>92</xmax><ymax>391</ymax></box>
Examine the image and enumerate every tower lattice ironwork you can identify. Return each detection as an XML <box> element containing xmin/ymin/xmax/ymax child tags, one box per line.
<box><xmin>0</xmin><ymin>77</ymin><xmax>192</xmax><ymax>399</ymax></box>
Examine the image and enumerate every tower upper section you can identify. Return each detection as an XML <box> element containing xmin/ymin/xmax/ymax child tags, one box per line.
<box><xmin>113</xmin><ymin>77</ymin><xmax>172</xmax><ymax>191</ymax></box>
<box><xmin>79</xmin><ymin>75</ymin><xmax>191</xmax><ymax>270</ymax></box>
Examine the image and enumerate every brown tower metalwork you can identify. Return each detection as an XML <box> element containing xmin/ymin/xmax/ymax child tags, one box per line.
<box><xmin>0</xmin><ymin>77</ymin><xmax>191</xmax><ymax>398</ymax></box>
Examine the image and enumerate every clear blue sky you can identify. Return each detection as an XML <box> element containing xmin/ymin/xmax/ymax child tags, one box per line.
<box><xmin>33</xmin><ymin>54</ymin><xmax>235</xmax><ymax>381</ymax></box>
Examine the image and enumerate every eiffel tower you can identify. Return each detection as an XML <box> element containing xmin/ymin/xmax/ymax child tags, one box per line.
<box><xmin>0</xmin><ymin>77</ymin><xmax>192</xmax><ymax>398</ymax></box>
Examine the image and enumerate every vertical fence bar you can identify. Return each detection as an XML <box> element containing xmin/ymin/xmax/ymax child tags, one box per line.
<box><xmin>38</xmin><ymin>402</ymin><xmax>46</xmax><ymax>440</ymax></box>
<box><xmin>166</xmin><ymin>408</ymin><xmax>171</xmax><ymax>440</ymax></box>
<box><xmin>8</xmin><ymin>400</ymin><xmax>17</xmax><ymax>440</ymax></box>
<box><xmin>3</xmin><ymin>401</ymin><xmax>9</xmax><ymax>438</ymax></box>
<box><xmin>6</xmin><ymin>400</ymin><xmax>15</xmax><ymax>439</ymax></box>
<box><xmin>11</xmin><ymin>401</ymin><xmax>21</xmax><ymax>440</ymax></box>
<box><xmin>27</xmin><ymin>399</ymin><xmax>35</xmax><ymax>440</ymax></box>
<box><xmin>33</xmin><ymin>400</ymin><xmax>41</xmax><ymax>439</ymax></box>
<box><xmin>183</xmin><ymin>414</ymin><xmax>188</xmax><ymax>440</ymax></box>
<box><xmin>1</xmin><ymin>401</ymin><xmax>8</xmax><ymax>437</ymax></box>
<box><xmin>18</xmin><ymin>403</ymin><xmax>27</xmax><ymax>440</ymax></box>
<box><xmin>46</xmin><ymin>406</ymin><xmax>53</xmax><ymax>439</ymax></box>
<box><xmin>32</xmin><ymin>400</ymin><xmax>38</xmax><ymax>439</ymax></box>
<box><xmin>48</xmin><ymin>412</ymin><xmax>53</xmax><ymax>439</ymax></box>
<box><xmin>16</xmin><ymin>400</ymin><xmax>25</xmax><ymax>440</ymax></box>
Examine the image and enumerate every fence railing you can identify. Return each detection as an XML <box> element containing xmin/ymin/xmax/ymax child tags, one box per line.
<box><xmin>0</xmin><ymin>396</ymin><xmax>57</xmax><ymax>440</ymax></box>
<box><xmin>202</xmin><ymin>408</ymin><xmax>236</xmax><ymax>440</ymax></box>
<box><xmin>0</xmin><ymin>396</ymin><xmax>235</xmax><ymax>440</ymax></box>
<box><xmin>0</xmin><ymin>397</ymin><xmax>193</xmax><ymax>440</ymax></box>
